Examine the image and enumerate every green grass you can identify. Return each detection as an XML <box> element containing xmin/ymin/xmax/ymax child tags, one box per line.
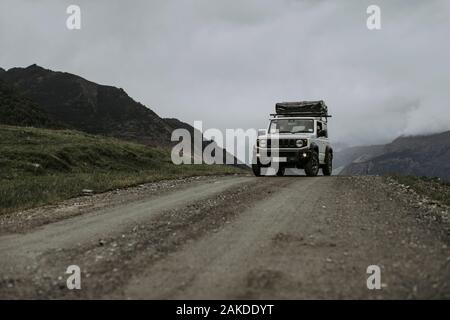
<box><xmin>390</xmin><ymin>175</ymin><xmax>450</xmax><ymax>206</ymax></box>
<box><xmin>0</xmin><ymin>125</ymin><xmax>246</xmax><ymax>214</ymax></box>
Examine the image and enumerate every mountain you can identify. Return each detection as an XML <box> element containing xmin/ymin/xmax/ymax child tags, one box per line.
<box><xmin>0</xmin><ymin>79</ymin><xmax>62</xmax><ymax>128</ymax></box>
<box><xmin>0</xmin><ymin>64</ymin><xmax>244</xmax><ymax>166</ymax></box>
<box><xmin>0</xmin><ymin>64</ymin><xmax>173</xmax><ymax>146</ymax></box>
<box><xmin>334</xmin><ymin>144</ymin><xmax>385</xmax><ymax>171</ymax></box>
<box><xmin>164</xmin><ymin>118</ymin><xmax>247</xmax><ymax>167</ymax></box>
<box><xmin>340</xmin><ymin>131</ymin><xmax>450</xmax><ymax>180</ymax></box>
<box><xmin>164</xmin><ymin>118</ymin><xmax>197</xmax><ymax>137</ymax></box>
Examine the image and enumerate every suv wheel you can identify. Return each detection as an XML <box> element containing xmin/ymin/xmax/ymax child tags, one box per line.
<box><xmin>252</xmin><ymin>164</ymin><xmax>261</xmax><ymax>177</ymax></box>
<box><xmin>304</xmin><ymin>151</ymin><xmax>319</xmax><ymax>177</ymax></box>
<box><xmin>276</xmin><ymin>167</ymin><xmax>285</xmax><ymax>176</ymax></box>
<box><xmin>322</xmin><ymin>151</ymin><xmax>333</xmax><ymax>176</ymax></box>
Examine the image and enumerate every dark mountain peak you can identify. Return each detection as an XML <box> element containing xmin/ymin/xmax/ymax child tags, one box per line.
<box><xmin>0</xmin><ymin>67</ymin><xmax>5</xmax><ymax>74</ymax></box>
<box><xmin>2</xmin><ymin>65</ymin><xmax>93</xmax><ymax>87</ymax></box>
<box><xmin>25</xmin><ymin>64</ymin><xmax>53</xmax><ymax>76</ymax></box>
<box><xmin>26</xmin><ymin>63</ymin><xmax>44</xmax><ymax>70</ymax></box>
<box><xmin>5</xmin><ymin>64</ymin><xmax>45</xmax><ymax>74</ymax></box>
<box><xmin>0</xmin><ymin>65</ymin><xmax>175</xmax><ymax>146</ymax></box>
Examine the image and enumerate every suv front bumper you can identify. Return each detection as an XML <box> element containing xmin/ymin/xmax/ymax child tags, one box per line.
<box><xmin>256</xmin><ymin>147</ymin><xmax>311</xmax><ymax>167</ymax></box>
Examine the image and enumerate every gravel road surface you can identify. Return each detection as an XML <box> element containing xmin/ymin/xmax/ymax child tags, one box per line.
<box><xmin>1</xmin><ymin>175</ymin><xmax>449</xmax><ymax>299</ymax></box>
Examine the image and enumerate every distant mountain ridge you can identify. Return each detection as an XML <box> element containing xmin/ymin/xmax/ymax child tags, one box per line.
<box><xmin>334</xmin><ymin>144</ymin><xmax>385</xmax><ymax>170</ymax></box>
<box><xmin>339</xmin><ymin>131</ymin><xmax>450</xmax><ymax>181</ymax></box>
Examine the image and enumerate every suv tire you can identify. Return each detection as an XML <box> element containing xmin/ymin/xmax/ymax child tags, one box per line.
<box><xmin>252</xmin><ymin>164</ymin><xmax>261</xmax><ymax>177</ymax></box>
<box><xmin>322</xmin><ymin>151</ymin><xmax>333</xmax><ymax>176</ymax></box>
<box><xmin>276</xmin><ymin>167</ymin><xmax>285</xmax><ymax>176</ymax></box>
<box><xmin>304</xmin><ymin>151</ymin><xmax>320</xmax><ymax>177</ymax></box>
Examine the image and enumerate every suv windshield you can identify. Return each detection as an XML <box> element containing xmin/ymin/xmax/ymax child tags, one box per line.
<box><xmin>269</xmin><ymin>119</ymin><xmax>314</xmax><ymax>134</ymax></box>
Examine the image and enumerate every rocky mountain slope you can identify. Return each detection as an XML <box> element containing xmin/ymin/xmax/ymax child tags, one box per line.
<box><xmin>0</xmin><ymin>79</ymin><xmax>61</xmax><ymax>128</ymax></box>
<box><xmin>0</xmin><ymin>65</ymin><xmax>174</xmax><ymax>146</ymax></box>
<box><xmin>334</xmin><ymin>144</ymin><xmax>385</xmax><ymax>170</ymax></box>
<box><xmin>340</xmin><ymin>131</ymin><xmax>450</xmax><ymax>180</ymax></box>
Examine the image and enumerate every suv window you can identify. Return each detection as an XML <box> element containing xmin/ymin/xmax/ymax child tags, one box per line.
<box><xmin>317</xmin><ymin>121</ymin><xmax>323</xmax><ymax>134</ymax></box>
<box><xmin>269</xmin><ymin>119</ymin><xmax>314</xmax><ymax>134</ymax></box>
<box><xmin>317</xmin><ymin>121</ymin><xmax>328</xmax><ymax>138</ymax></box>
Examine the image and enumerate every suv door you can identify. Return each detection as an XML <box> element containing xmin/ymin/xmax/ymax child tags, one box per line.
<box><xmin>316</xmin><ymin>121</ymin><xmax>328</xmax><ymax>163</ymax></box>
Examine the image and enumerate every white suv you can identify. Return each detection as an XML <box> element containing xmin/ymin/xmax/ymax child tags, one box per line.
<box><xmin>252</xmin><ymin>101</ymin><xmax>333</xmax><ymax>177</ymax></box>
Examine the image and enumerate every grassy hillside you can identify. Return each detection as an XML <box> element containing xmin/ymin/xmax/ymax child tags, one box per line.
<box><xmin>0</xmin><ymin>125</ymin><xmax>246</xmax><ymax>214</ymax></box>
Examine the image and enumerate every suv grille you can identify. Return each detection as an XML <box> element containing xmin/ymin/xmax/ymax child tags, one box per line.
<box><xmin>267</xmin><ymin>139</ymin><xmax>298</xmax><ymax>148</ymax></box>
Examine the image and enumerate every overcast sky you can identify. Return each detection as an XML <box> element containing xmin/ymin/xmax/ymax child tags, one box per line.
<box><xmin>1</xmin><ymin>0</ymin><xmax>450</xmax><ymax>148</ymax></box>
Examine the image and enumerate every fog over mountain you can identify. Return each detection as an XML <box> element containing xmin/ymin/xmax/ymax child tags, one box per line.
<box><xmin>1</xmin><ymin>0</ymin><xmax>450</xmax><ymax>152</ymax></box>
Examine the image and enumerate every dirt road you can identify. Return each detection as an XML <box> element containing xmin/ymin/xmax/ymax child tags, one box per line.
<box><xmin>1</xmin><ymin>175</ymin><xmax>449</xmax><ymax>299</ymax></box>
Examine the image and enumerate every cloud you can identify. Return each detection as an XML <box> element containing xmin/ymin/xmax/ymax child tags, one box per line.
<box><xmin>1</xmin><ymin>0</ymin><xmax>450</xmax><ymax>151</ymax></box>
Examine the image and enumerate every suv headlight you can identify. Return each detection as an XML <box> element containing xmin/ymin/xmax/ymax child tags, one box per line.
<box><xmin>296</xmin><ymin>139</ymin><xmax>305</xmax><ymax>147</ymax></box>
<box><xmin>259</xmin><ymin>139</ymin><xmax>267</xmax><ymax>148</ymax></box>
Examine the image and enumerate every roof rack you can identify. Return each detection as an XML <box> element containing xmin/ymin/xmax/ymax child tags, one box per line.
<box><xmin>270</xmin><ymin>113</ymin><xmax>332</xmax><ymax>118</ymax></box>
<box><xmin>269</xmin><ymin>113</ymin><xmax>331</xmax><ymax>123</ymax></box>
<box><xmin>273</xmin><ymin>100</ymin><xmax>331</xmax><ymax>121</ymax></box>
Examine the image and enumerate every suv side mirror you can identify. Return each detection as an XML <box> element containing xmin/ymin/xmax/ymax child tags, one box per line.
<box><xmin>258</xmin><ymin>129</ymin><xmax>267</xmax><ymax>136</ymax></box>
<box><xmin>318</xmin><ymin>129</ymin><xmax>327</xmax><ymax>138</ymax></box>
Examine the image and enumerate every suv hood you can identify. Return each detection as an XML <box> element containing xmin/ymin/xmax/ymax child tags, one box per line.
<box><xmin>260</xmin><ymin>133</ymin><xmax>315</xmax><ymax>139</ymax></box>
